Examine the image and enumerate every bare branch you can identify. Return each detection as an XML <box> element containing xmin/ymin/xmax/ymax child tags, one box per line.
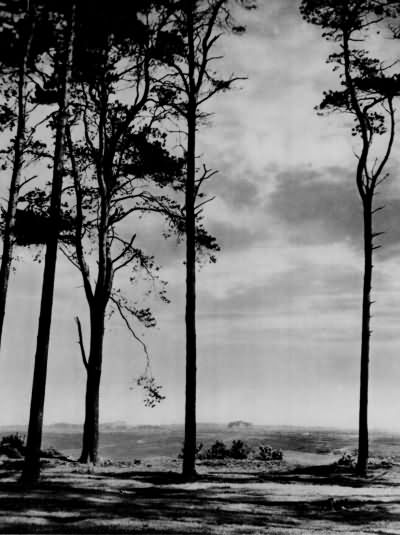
<box><xmin>17</xmin><ymin>174</ymin><xmax>37</xmax><ymax>192</ymax></box>
<box><xmin>75</xmin><ymin>316</ymin><xmax>88</xmax><ymax>371</ymax></box>
<box><xmin>112</xmin><ymin>232</ymin><xmax>137</xmax><ymax>266</ymax></box>
<box><xmin>195</xmin><ymin>195</ymin><xmax>215</xmax><ymax>213</ymax></box>
<box><xmin>372</xmin><ymin>98</ymin><xmax>396</xmax><ymax>184</ymax></box>
<box><xmin>197</xmin><ymin>75</ymin><xmax>247</xmax><ymax>106</ymax></box>
<box><xmin>194</xmin><ymin>164</ymin><xmax>218</xmax><ymax>199</ymax></box>
<box><xmin>371</xmin><ymin>205</ymin><xmax>385</xmax><ymax>215</ymax></box>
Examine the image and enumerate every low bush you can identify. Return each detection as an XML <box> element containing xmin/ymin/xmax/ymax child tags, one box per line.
<box><xmin>335</xmin><ymin>451</ymin><xmax>356</xmax><ymax>467</ymax></box>
<box><xmin>0</xmin><ymin>433</ymin><xmax>25</xmax><ymax>454</ymax></box>
<box><xmin>204</xmin><ymin>440</ymin><xmax>230</xmax><ymax>459</ymax></box>
<box><xmin>230</xmin><ymin>440</ymin><xmax>250</xmax><ymax>459</ymax></box>
<box><xmin>335</xmin><ymin>451</ymin><xmax>393</xmax><ymax>470</ymax></box>
<box><xmin>255</xmin><ymin>445</ymin><xmax>283</xmax><ymax>461</ymax></box>
<box><xmin>179</xmin><ymin>439</ymin><xmax>284</xmax><ymax>462</ymax></box>
<box><xmin>203</xmin><ymin>440</ymin><xmax>252</xmax><ymax>460</ymax></box>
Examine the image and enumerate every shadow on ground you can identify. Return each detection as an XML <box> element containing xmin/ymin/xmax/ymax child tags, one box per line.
<box><xmin>0</xmin><ymin>463</ymin><xmax>399</xmax><ymax>533</ymax></box>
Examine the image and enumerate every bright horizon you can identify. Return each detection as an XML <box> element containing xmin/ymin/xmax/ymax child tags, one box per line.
<box><xmin>1</xmin><ymin>419</ymin><xmax>398</xmax><ymax>435</ymax></box>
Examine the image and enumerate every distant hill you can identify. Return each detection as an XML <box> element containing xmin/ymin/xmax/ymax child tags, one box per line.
<box><xmin>46</xmin><ymin>423</ymin><xmax>82</xmax><ymax>433</ymax></box>
<box><xmin>44</xmin><ymin>422</ymin><xmax>180</xmax><ymax>434</ymax></box>
<box><xmin>227</xmin><ymin>421</ymin><xmax>252</xmax><ymax>429</ymax></box>
<box><xmin>46</xmin><ymin>422</ymin><xmax>132</xmax><ymax>433</ymax></box>
<box><xmin>0</xmin><ymin>422</ymin><xmax>255</xmax><ymax>435</ymax></box>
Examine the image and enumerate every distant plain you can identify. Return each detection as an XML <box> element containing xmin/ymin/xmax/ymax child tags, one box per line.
<box><xmin>2</xmin><ymin>423</ymin><xmax>398</xmax><ymax>461</ymax></box>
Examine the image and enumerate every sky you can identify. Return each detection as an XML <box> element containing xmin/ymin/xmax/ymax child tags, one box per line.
<box><xmin>1</xmin><ymin>0</ymin><xmax>400</xmax><ymax>431</ymax></box>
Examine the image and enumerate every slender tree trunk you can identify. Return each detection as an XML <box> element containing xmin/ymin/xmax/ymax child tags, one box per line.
<box><xmin>182</xmin><ymin>0</ymin><xmax>198</xmax><ymax>480</ymax></box>
<box><xmin>0</xmin><ymin>13</ymin><xmax>35</xmax><ymax>349</ymax></box>
<box><xmin>77</xmin><ymin>66</ymin><xmax>112</xmax><ymax>465</ymax></box>
<box><xmin>21</xmin><ymin>3</ymin><xmax>76</xmax><ymax>486</ymax></box>
<box><xmin>182</xmin><ymin>96</ymin><xmax>197</xmax><ymax>478</ymax></box>
<box><xmin>79</xmin><ymin>304</ymin><xmax>105</xmax><ymax>464</ymax></box>
<box><xmin>356</xmin><ymin>195</ymin><xmax>373</xmax><ymax>476</ymax></box>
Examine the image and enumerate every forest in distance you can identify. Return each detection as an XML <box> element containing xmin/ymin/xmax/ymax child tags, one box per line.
<box><xmin>1</xmin><ymin>2</ymin><xmax>400</xmax><ymax>531</ymax></box>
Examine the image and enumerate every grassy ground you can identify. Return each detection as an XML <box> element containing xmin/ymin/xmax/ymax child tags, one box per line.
<box><xmin>1</xmin><ymin>453</ymin><xmax>400</xmax><ymax>534</ymax></box>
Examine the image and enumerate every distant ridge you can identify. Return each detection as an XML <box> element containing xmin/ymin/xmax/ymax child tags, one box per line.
<box><xmin>227</xmin><ymin>420</ymin><xmax>252</xmax><ymax>429</ymax></box>
<box><xmin>47</xmin><ymin>422</ymin><xmax>131</xmax><ymax>433</ymax></box>
<box><xmin>1</xmin><ymin>422</ymin><xmax>387</xmax><ymax>434</ymax></box>
<box><xmin>44</xmin><ymin>422</ymin><xmax>173</xmax><ymax>433</ymax></box>
<box><xmin>47</xmin><ymin>423</ymin><xmax>82</xmax><ymax>432</ymax></box>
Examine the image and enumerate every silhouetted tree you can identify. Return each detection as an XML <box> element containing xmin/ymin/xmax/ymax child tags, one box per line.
<box><xmin>22</xmin><ymin>0</ymin><xmax>77</xmax><ymax>485</ymax></box>
<box><xmin>0</xmin><ymin>1</ymin><xmax>53</xmax><ymax>349</ymax></box>
<box><xmin>301</xmin><ymin>0</ymin><xmax>399</xmax><ymax>475</ymax></box>
<box><xmin>65</xmin><ymin>118</ymin><xmax>179</xmax><ymax>464</ymax></box>
<box><xmin>157</xmin><ymin>0</ymin><xmax>254</xmax><ymax>478</ymax></box>
<box><xmin>16</xmin><ymin>0</ymin><xmax>220</xmax><ymax>466</ymax></box>
<box><xmin>66</xmin><ymin>2</ymin><xmax>185</xmax><ymax>465</ymax></box>
<box><xmin>17</xmin><ymin>1</ymin><xmax>184</xmax><ymax>464</ymax></box>
<box><xmin>0</xmin><ymin>2</ymin><xmax>35</xmax><ymax>348</ymax></box>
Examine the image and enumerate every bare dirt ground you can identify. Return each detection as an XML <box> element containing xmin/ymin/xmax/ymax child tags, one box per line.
<box><xmin>1</xmin><ymin>452</ymin><xmax>400</xmax><ymax>534</ymax></box>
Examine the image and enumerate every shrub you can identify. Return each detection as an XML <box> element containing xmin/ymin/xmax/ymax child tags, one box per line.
<box><xmin>205</xmin><ymin>440</ymin><xmax>229</xmax><ymax>459</ymax></box>
<box><xmin>336</xmin><ymin>451</ymin><xmax>393</xmax><ymax>470</ymax></box>
<box><xmin>0</xmin><ymin>433</ymin><xmax>25</xmax><ymax>454</ymax></box>
<box><xmin>256</xmin><ymin>445</ymin><xmax>283</xmax><ymax>461</ymax></box>
<box><xmin>203</xmin><ymin>440</ymin><xmax>251</xmax><ymax>460</ymax></box>
<box><xmin>180</xmin><ymin>439</ymin><xmax>283</xmax><ymax>462</ymax></box>
<box><xmin>229</xmin><ymin>440</ymin><xmax>250</xmax><ymax>459</ymax></box>
<box><xmin>336</xmin><ymin>451</ymin><xmax>356</xmax><ymax>467</ymax></box>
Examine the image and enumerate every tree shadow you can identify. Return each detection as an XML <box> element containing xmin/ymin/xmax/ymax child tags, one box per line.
<box><xmin>253</xmin><ymin>463</ymin><xmax>399</xmax><ymax>488</ymax></box>
<box><xmin>0</xmin><ymin>465</ymin><xmax>399</xmax><ymax>533</ymax></box>
<box><xmin>292</xmin><ymin>497</ymin><xmax>400</xmax><ymax>524</ymax></box>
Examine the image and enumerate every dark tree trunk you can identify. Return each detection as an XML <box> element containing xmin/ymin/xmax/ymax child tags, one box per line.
<box><xmin>356</xmin><ymin>195</ymin><xmax>373</xmax><ymax>476</ymax></box>
<box><xmin>79</xmin><ymin>304</ymin><xmax>105</xmax><ymax>464</ymax></box>
<box><xmin>182</xmin><ymin>97</ymin><xmax>197</xmax><ymax>479</ymax></box>
<box><xmin>21</xmin><ymin>3</ymin><xmax>76</xmax><ymax>486</ymax></box>
<box><xmin>76</xmin><ymin>63</ymin><xmax>112</xmax><ymax>465</ymax></box>
<box><xmin>182</xmin><ymin>0</ymin><xmax>198</xmax><ymax>480</ymax></box>
<box><xmin>0</xmin><ymin>12</ymin><xmax>35</xmax><ymax>348</ymax></box>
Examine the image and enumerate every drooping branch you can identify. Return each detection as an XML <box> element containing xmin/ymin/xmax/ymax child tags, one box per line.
<box><xmin>109</xmin><ymin>293</ymin><xmax>150</xmax><ymax>364</ymax></box>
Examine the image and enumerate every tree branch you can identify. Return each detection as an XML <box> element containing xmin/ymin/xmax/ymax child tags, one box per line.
<box><xmin>75</xmin><ymin>316</ymin><xmax>88</xmax><ymax>371</ymax></box>
<box><xmin>110</xmin><ymin>294</ymin><xmax>150</xmax><ymax>365</ymax></box>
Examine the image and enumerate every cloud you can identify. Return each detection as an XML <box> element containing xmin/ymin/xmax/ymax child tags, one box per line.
<box><xmin>209</xmin><ymin>173</ymin><xmax>262</xmax><ymax>210</ymax></box>
<box><xmin>198</xmin><ymin>262</ymin><xmax>364</xmax><ymax>320</ymax></box>
<box><xmin>207</xmin><ymin>219</ymin><xmax>265</xmax><ymax>253</ymax></box>
<box><xmin>269</xmin><ymin>166</ymin><xmax>361</xmax><ymax>245</ymax></box>
<box><xmin>268</xmin><ymin>165</ymin><xmax>400</xmax><ymax>258</ymax></box>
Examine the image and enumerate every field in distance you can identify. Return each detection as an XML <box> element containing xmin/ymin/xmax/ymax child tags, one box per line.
<box><xmin>1</xmin><ymin>423</ymin><xmax>399</xmax><ymax>461</ymax></box>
